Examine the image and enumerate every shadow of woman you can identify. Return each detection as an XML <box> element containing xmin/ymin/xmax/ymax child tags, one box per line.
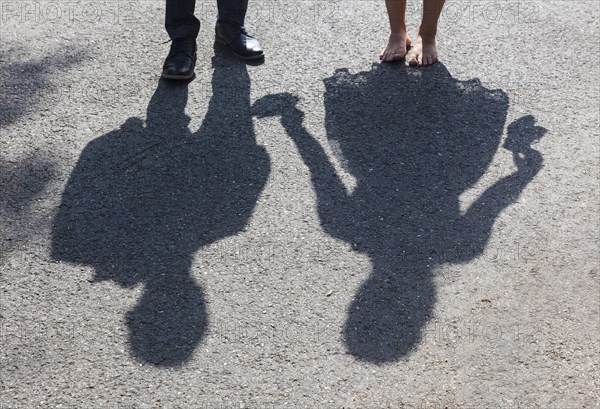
<box><xmin>52</xmin><ymin>57</ymin><xmax>270</xmax><ymax>367</ymax></box>
<box><xmin>254</xmin><ymin>63</ymin><xmax>546</xmax><ymax>363</ymax></box>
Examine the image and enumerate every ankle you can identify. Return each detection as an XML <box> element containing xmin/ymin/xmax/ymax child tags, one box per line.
<box><xmin>389</xmin><ymin>20</ymin><xmax>407</xmax><ymax>34</ymax></box>
<box><xmin>417</xmin><ymin>28</ymin><xmax>437</xmax><ymax>42</ymax></box>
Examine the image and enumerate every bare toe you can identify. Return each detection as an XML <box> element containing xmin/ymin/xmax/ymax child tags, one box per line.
<box><xmin>409</xmin><ymin>35</ymin><xmax>438</xmax><ymax>67</ymax></box>
<box><xmin>408</xmin><ymin>51</ymin><xmax>418</xmax><ymax>66</ymax></box>
<box><xmin>380</xmin><ymin>33</ymin><xmax>410</xmax><ymax>63</ymax></box>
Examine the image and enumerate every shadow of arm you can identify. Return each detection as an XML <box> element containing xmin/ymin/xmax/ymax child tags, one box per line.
<box><xmin>449</xmin><ymin>116</ymin><xmax>546</xmax><ymax>263</ymax></box>
<box><xmin>253</xmin><ymin>93</ymin><xmax>352</xmax><ymax>239</ymax></box>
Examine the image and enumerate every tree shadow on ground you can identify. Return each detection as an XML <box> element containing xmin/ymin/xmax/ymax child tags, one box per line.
<box><xmin>254</xmin><ymin>62</ymin><xmax>546</xmax><ymax>363</ymax></box>
<box><xmin>52</xmin><ymin>55</ymin><xmax>270</xmax><ymax>367</ymax></box>
<box><xmin>0</xmin><ymin>156</ymin><xmax>57</xmax><ymax>260</ymax></box>
<box><xmin>1</xmin><ymin>47</ymin><xmax>86</xmax><ymax>253</ymax></box>
<box><xmin>0</xmin><ymin>48</ymin><xmax>88</xmax><ymax>126</ymax></box>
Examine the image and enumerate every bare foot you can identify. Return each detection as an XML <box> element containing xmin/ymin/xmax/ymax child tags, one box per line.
<box><xmin>380</xmin><ymin>32</ymin><xmax>412</xmax><ymax>62</ymax></box>
<box><xmin>408</xmin><ymin>35</ymin><xmax>438</xmax><ymax>67</ymax></box>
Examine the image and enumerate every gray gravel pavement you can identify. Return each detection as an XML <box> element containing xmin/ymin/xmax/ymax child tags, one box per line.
<box><xmin>1</xmin><ymin>0</ymin><xmax>599</xmax><ymax>407</ymax></box>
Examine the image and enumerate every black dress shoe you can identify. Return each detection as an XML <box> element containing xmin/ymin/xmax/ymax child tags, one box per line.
<box><xmin>215</xmin><ymin>23</ymin><xmax>264</xmax><ymax>60</ymax></box>
<box><xmin>162</xmin><ymin>37</ymin><xmax>197</xmax><ymax>80</ymax></box>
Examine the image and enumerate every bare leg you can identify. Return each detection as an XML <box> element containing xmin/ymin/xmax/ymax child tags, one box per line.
<box><xmin>409</xmin><ymin>0</ymin><xmax>445</xmax><ymax>67</ymax></box>
<box><xmin>380</xmin><ymin>0</ymin><xmax>412</xmax><ymax>62</ymax></box>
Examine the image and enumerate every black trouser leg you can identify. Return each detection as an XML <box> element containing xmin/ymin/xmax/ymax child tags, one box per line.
<box><xmin>165</xmin><ymin>0</ymin><xmax>201</xmax><ymax>40</ymax></box>
<box><xmin>217</xmin><ymin>0</ymin><xmax>248</xmax><ymax>36</ymax></box>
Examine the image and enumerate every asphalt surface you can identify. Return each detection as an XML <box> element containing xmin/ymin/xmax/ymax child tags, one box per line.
<box><xmin>1</xmin><ymin>0</ymin><xmax>599</xmax><ymax>407</ymax></box>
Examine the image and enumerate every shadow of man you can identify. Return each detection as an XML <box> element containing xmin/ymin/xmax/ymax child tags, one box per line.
<box><xmin>254</xmin><ymin>63</ymin><xmax>546</xmax><ymax>363</ymax></box>
<box><xmin>52</xmin><ymin>56</ymin><xmax>270</xmax><ymax>367</ymax></box>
